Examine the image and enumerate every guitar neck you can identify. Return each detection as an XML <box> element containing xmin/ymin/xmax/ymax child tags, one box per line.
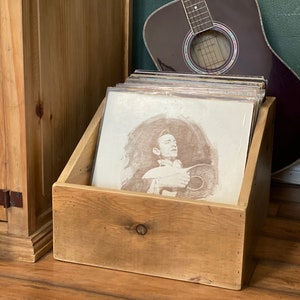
<box><xmin>181</xmin><ymin>0</ymin><xmax>214</xmax><ymax>34</ymax></box>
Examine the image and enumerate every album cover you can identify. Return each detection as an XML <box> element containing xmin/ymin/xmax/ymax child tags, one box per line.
<box><xmin>91</xmin><ymin>88</ymin><xmax>255</xmax><ymax>205</ymax></box>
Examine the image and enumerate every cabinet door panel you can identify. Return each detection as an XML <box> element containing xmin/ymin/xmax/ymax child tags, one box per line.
<box><xmin>0</xmin><ymin>0</ymin><xmax>27</xmax><ymax>229</ymax></box>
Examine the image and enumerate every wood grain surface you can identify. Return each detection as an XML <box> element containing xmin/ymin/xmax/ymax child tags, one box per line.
<box><xmin>1</xmin><ymin>181</ymin><xmax>300</xmax><ymax>299</ymax></box>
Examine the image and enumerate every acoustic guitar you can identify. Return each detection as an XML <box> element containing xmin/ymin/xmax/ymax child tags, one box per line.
<box><xmin>142</xmin><ymin>163</ymin><xmax>216</xmax><ymax>199</ymax></box>
<box><xmin>143</xmin><ymin>0</ymin><xmax>300</xmax><ymax>171</ymax></box>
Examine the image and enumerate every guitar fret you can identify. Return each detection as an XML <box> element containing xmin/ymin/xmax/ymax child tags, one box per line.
<box><xmin>192</xmin><ymin>19</ymin><xmax>212</xmax><ymax>28</ymax></box>
<box><xmin>189</xmin><ymin>12</ymin><xmax>209</xmax><ymax>22</ymax></box>
<box><xmin>185</xmin><ymin>3</ymin><xmax>206</xmax><ymax>10</ymax></box>
<box><xmin>189</xmin><ymin>13</ymin><xmax>210</xmax><ymax>22</ymax></box>
<box><xmin>182</xmin><ymin>0</ymin><xmax>213</xmax><ymax>34</ymax></box>
<box><xmin>185</xmin><ymin>3</ymin><xmax>206</xmax><ymax>12</ymax></box>
<box><xmin>190</xmin><ymin>18</ymin><xmax>212</xmax><ymax>30</ymax></box>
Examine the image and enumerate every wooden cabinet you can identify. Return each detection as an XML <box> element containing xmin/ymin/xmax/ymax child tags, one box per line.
<box><xmin>0</xmin><ymin>0</ymin><xmax>131</xmax><ymax>261</ymax></box>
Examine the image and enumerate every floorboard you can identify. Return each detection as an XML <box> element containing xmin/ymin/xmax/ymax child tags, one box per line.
<box><xmin>0</xmin><ymin>180</ymin><xmax>299</xmax><ymax>299</ymax></box>
<box><xmin>251</xmin><ymin>261</ymin><xmax>300</xmax><ymax>295</ymax></box>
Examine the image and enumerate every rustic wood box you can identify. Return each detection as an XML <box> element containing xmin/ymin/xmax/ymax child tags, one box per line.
<box><xmin>52</xmin><ymin>97</ymin><xmax>275</xmax><ymax>290</ymax></box>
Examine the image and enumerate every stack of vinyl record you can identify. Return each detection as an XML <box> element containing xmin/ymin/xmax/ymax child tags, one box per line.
<box><xmin>91</xmin><ymin>70</ymin><xmax>266</xmax><ymax>205</ymax></box>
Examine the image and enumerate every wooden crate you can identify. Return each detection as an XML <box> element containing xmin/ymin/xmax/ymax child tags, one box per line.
<box><xmin>52</xmin><ymin>97</ymin><xmax>276</xmax><ymax>290</ymax></box>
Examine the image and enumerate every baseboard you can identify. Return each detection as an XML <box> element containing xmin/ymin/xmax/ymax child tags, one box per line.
<box><xmin>0</xmin><ymin>220</ymin><xmax>53</xmax><ymax>262</ymax></box>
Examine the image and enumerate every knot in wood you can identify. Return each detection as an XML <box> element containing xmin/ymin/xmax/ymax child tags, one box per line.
<box><xmin>136</xmin><ymin>224</ymin><xmax>148</xmax><ymax>235</ymax></box>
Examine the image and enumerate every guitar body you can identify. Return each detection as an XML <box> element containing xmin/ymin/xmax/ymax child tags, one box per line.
<box><xmin>143</xmin><ymin>0</ymin><xmax>300</xmax><ymax>171</ymax></box>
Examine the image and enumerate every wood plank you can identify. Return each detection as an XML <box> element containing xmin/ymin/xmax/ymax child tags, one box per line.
<box><xmin>22</xmin><ymin>0</ymin><xmax>45</xmax><ymax>235</ymax></box>
<box><xmin>0</xmin><ymin>252</ymin><xmax>299</xmax><ymax>300</ymax></box>
<box><xmin>0</xmin><ymin>221</ymin><xmax>7</xmax><ymax>233</ymax></box>
<box><xmin>0</xmin><ymin>0</ymin><xmax>28</xmax><ymax>233</ymax></box>
<box><xmin>255</xmin><ymin>236</ymin><xmax>300</xmax><ymax>264</ymax></box>
<box><xmin>56</xmin><ymin>102</ymin><xmax>104</xmax><ymax>185</ymax></box>
<box><xmin>53</xmin><ymin>183</ymin><xmax>246</xmax><ymax>290</ymax></box>
<box><xmin>251</xmin><ymin>261</ymin><xmax>300</xmax><ymax>295</ymax></box>
<box><xmin>239</xmin><ymin>98</ymin><xmax>275</xmax><ymax>285</ymax></box>
<box><xmin>277</xmin><ymin>202</ymin><xmax>300</xmax><ymax>220</ymax></box>
<box><xmin>270</xmin><ymin>183</ymin><xmax>300</xmax><ymax>203</ymax></box>
<box><xmin>267</xmin><ymin>201</ymin><xmax>280</xmax><ymax>217</ymax></box>
<box><xmin>262</xmin><ymin>217</ymin><xmax>300</xmax><ymax>241</ymax></box>
<box><xmin>0</xmin><ymin>276</ymin><xmax>120</xmax><ymax>300</ymax></box>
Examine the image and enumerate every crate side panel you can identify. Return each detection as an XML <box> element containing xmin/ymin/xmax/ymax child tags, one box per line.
<box><xmin>242</xmin><ymin>98</ymin><xmax>276</xmax><ymax>284</ymax></box>
<box><xmin>56</xmin><ymin>102</ymin><xmax>105</xmax><ymax>185</ymax></box>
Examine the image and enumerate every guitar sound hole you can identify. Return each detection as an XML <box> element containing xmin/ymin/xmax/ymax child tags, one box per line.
<box><xmin>188</xmin><ymin>176</ymin><xmax>204</xmax><ymax>191</ymax></box>
<box><xmin>190</xmin><ymin>30</ymin><xmax>231</xmax><ymax>71</ymax></box>
<box><xmin>183</xmin><ymin>23</ymin><xmax>238</xmax><ymax>74</ymax></box>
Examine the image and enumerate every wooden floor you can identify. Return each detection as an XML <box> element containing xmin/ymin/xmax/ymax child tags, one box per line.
<box><xmin>0</xmin><ymin>181</ymin><xmax>299</xmax><ymax>299</ymax></box>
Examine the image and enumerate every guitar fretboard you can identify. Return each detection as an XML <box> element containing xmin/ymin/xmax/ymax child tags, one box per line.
<box><xmin>181</xmin><ymin>0</ymin><xmax>214</xmax><ymax>34</ymax></box>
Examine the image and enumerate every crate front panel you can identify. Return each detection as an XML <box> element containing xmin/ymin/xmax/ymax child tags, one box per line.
<box><xmin>53</xmin><ymin>185</ymin><xmax>245</xmax><ymax>289</ymax></box>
